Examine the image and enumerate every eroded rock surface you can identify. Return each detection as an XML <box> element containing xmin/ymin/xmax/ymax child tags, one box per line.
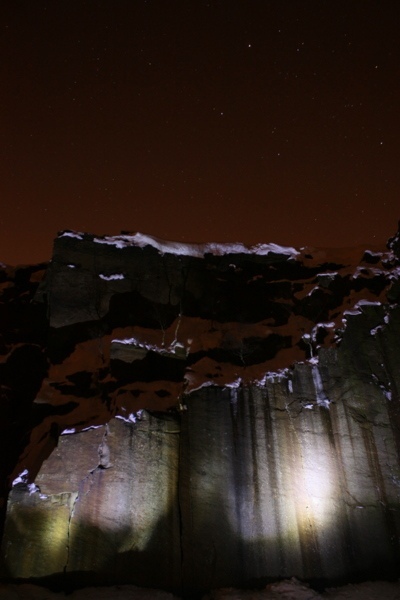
<box><xmin>1</xmin><ymin>228</ymin><xmax>400</xmax><ymax>594</ymax></box>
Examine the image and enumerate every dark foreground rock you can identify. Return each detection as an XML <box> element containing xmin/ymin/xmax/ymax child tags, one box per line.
<box><xmin>2</xmin><ymin>579</ymin><xmax>400</xmax><ymax>600</ymax></box>
<box><xmin>0</xmin><ymin>583</ymin><xmax>178</xmax><ymax>599</ymax></box>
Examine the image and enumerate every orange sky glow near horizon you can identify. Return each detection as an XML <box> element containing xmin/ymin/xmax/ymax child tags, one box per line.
<box><xmin>1</xmin><ymin>1</ymin><xmax>399</xmax><ymax>265</ymax></box>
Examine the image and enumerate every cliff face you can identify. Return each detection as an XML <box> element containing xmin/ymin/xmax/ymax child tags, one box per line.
<box><xmin>1</xmin><ymin>229</ymin><xmax>400</xmax><ymax>594</ymax></box>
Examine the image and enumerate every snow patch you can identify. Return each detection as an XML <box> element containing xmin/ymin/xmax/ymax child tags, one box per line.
<box><xmin>311</xmin><ymin>322</ymin><xmax>335</xmax><ymax>343</ymax></box>
<box><xmin>225</xmin><ymin>377</ymin><xmax>243</xmax><ymax>389</ymax></box>
<box><xmin>81</xmin><ymin>424</ymin><xmax>104</xmax><ymax>433</ymax></box>
<box><xmin>28</xmin><ymin>483</ymin><xmax>39</xmax><ymax>495</ymax></box>
<box><xmin>354</xmin><ymin>299</ymin><xmax>382</xmax><ymax>308</ymax></box>
<box><xmin>343</xmin><ymin>308</ymin><xmax>362</xmax><ymax>317</ymax></box>
<box><xmin>344</xmin><ymin>300</ymin><xmax>382</xmax><ymax>320</ymax></box>
<box><xmin>12</xmin><ymin>469</ymin><xmax>29</xmax><ymax>486</ymax></box>
<box><xmin>184</xmin><ymin>378</ymin><xmax>214</xmax><ymax>393</ymax></box>
<box><xmin>112</xmin><ymin>337</ymin><xmax>140</xmax><ymax>345</ymax></box>
<box><xmin>372</xmin><ymin>373</ymin><xmax>392</xmax><ymax>401</ymax></box>
<box><xmin>99</xmin><ymin>273</ymin><xmax>125</xmax><ymax>281</ymax></box>
<box><xmin>370</xmin><ymin>325</ymin><xmax>383</xmax><ymax>336</ymax></box>
<box><xmin>308</xmin><ymin>356</ymin><xmax>319</xmax><ymax>365</ymax></box>
<box><xmin>59</xmin><ymin>231</ymin><xmax>83</xmax><ymax>240</ymax></box>
<box><xmin>257</xmin><ymin>368</ymin><xmax>290</xmax><ymax>385</ymax></box>
<box><xmin>61</xmin><ymin>428</ymin><xmax>76</xmax><ymax>435</ymax></box>
<box><xmin>61</xmin><ymin>425</ymin><xmax>103</xmax><ymax>434</ymax></box>
<box><xmin>230</xmin><ymin>388</ymin><xmax>239</xmax><ymax>417</ymax></box>
<box><xmin>364</xmin><ymin>250</ymin><xmax>382</xmax><ymax>258</ymax></box>
<box><xmin>312</xmin><ymin>366</ymin><xmax>330</xmax><ymax>408</ymax></box>
<box><xmin>306</xmin><ymin>286</ymin><xmax>319</xmax><ymax>297</ymax></box>
<box><xmin>112</xmin><ymin>337</ymin><xmax>161</xmax><ymax>353</ymax></box>
<box><xmin>93</xmin><ymin>232</ymin><xmax>299</xmax><ymax>258</ymax></box>
<box><xmin>352</xmin><ymin>266</ymin><xmax>385</xmax><ymax>278</ymax></box>
<box><xmin>388</xmin><ymin>266</ymin><xmax>400</xmax><ymax>280</ymax></box>
<box><xmin>116</xmin><ymin>410</ymin><xmax>143</xmax><ymax>424</ymax></box>
<box><xmin>112</xmin><ymin>336</ymin><xmax>186</xmax><ymax>357</ymax></box>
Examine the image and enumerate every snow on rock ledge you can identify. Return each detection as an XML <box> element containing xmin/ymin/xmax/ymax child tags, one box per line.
<box><xmin>2</xmin><ymin>227</ymin><xmax>400</xmax><ymax>593</ymax></box>
<box><xmin>59</xmin><ymin>229</ymin><xmax>300</xmax><ymax>258</ymax></box>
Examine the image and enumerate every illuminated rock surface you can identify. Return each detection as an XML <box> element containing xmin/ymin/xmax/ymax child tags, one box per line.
<box><xmin>1</xmin><ymin>227</ymin><xmax>400</xmax><ymax>595</ymax></box>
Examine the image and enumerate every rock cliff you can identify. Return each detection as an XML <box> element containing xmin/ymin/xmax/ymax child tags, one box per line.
<box><xmin>1</xmin><ymin>227</ymin><xmax>400</xmax><ymax>595</ymax></box>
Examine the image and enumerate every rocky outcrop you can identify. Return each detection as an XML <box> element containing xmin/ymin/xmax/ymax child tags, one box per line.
<box><xmin>1</xmin><ymin>228</ymin><xmax>400</xmax><ymax>595</ymax></box>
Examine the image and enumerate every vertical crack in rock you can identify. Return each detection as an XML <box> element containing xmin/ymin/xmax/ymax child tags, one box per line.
<box><xmin>64</xmin><ymin>491</ymin><xmax>79</xmax><ymax>574</ymax></box>
<box><xmin>3</xmin><ymin>228</ymin><xmax>400</xmax><ymax>588</ymax></box>
<box><xmin>177</xmin><ymin>412</ymin><xmax>185</xmax><ymax>595</ymax></box>
<box><xmin>98</xmin><ymin>424</ymin><xmax>111</xmax><ymax>469</ymax></box>
<box><xmin>172</xmin><ymin>307</ymin><xmax>183</xmax><ymax>352</ymax></box>
<box><xmin>64</xmin><ymin>425</ymin><xmax>111</xmax><ymax>574</ymax></box>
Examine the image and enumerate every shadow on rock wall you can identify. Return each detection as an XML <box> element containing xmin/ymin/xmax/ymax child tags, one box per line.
<box><xmin>2</xmin><ymin>483</ymin><xmax>400</xmax><ymax>599</ymax></box>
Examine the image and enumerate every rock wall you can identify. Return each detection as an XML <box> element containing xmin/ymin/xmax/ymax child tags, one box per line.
<box><xmin>1</xmin><ymin>229</ymin><xmax>400</xmax><ymax>593</ymax></box>
<box><xmin>4</xmin><ymin>322</ymin><xmax>400</xmax><ymax>591</ymax></box>
<box><xmin>3</xmin><ymin>415</ymin><xmax>181</xmax><ymax>589</ymax></box>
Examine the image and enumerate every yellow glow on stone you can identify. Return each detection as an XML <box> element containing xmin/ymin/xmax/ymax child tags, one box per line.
<box><xmin>60</xmin><ymin>418</ymin><xmax>180</xmax><ymax>570</ymax></box>
<box><xmin>3</xmin><ymin>492</ymin><xmax>75</xmax><ymax>578</ymax></box>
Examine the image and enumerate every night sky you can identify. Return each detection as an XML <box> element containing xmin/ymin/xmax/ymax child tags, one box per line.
<box><xmin>1</xmin><ymin>1</ymin><xmax>399</xmax><ymax>265</ymax></box>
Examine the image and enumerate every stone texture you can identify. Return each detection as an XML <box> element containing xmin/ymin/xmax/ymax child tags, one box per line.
<box><xmin>2</xmin><ymin>415</ymin><xmax>181</xmax><ymax>590</ymax></box>
<box><xmin>2</xmin><ymin>580</ymin><xmax>400</xmax><ymax>599</ymax></box>
<box><xmin>3</xmin><ymin>324</ymin><xmax>400</xmax><ymax>590</ymax></box>
<box><xmin>179</xmin><ymin>352</ymin><xmax>400</xmax><ymax>591</ymax></box>
<box><xmin>1</xmin><ymin>228</ymin><xmax>400</xmax><ymax>594</ymax></box>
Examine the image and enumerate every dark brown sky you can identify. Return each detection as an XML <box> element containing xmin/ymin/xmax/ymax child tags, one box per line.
<box><xmin>1</xmin><ymin>1</ymin><xmax>399</xmax><ymax>265</ymax></box>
